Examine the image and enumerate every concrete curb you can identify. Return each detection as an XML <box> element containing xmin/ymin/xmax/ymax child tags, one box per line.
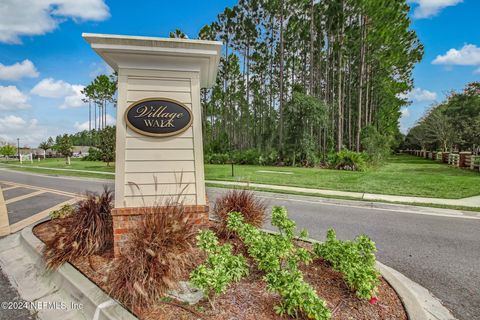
<box><xmin>261</xmin><ymin>229</ymin><xmax>457</xmax><ymax>320</ymax></box>
<box><xmin>376</xmin><ymin>262</ymin><xmax>456</xmax><ymax>320</ymax></box>
<box><xmin>208</xmin><ymin>187</ymin><xmax>480</xmax><ymax>220</ymax></box>
<box><xmin>19</xmin><ymin>225</ymin><xmax>137</xmax><ymax>320</ymax></box>
<box><xmin>206</xmin><ymin>180</ymin><xmax>480</xmax><ymax>209</ymax></box>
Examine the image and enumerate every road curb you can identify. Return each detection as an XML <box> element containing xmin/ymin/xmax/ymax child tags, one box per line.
<box><xmin>19</xmin><ymin>225</ymin><xmax>137</xmax><ymax>320</ymax></box>
<box><xmin>206</xmin><ymin>180</ymin><xmax>480</xmax><ymax>210</ymax></box>
<box><xmin>376</xmin><ymin>262</ymin><xmax>456</xmax><ymax>320</ymax></box>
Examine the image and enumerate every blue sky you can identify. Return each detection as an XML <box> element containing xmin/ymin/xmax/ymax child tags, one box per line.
<box><xmin>0</xmin><ymin>0</ymin><xmax>478</xmax><ymax>147</ymax></box>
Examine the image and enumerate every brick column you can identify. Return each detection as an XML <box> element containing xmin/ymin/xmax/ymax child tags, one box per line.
<box><xmin>442</xmin><ymin>152</ymin><xmax>449</xmax><ymax>163</ymax></box>
<box><xmin>111</xmin><ymin>202</ymin><xmax>209</xmax><ymax>256</ymax></box>
<box><xmin>459</xmin><ymin>152</ymin><xmax>472</xmax><ymax>168</ymax></box>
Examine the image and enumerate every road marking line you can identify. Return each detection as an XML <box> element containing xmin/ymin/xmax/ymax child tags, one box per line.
<box><xmin>0</xmin><ymin>187</ymin><xmax>9</xmax><ymax>236</ymax></box>
<box><xmin>9</xmin><ymin>197</ymin><xmax>80</xmax><ymax>234</ymax></box>
<box><xmin>5</xmin><ymin>190</ymin><xmax>46</xmax><ymax>204</ymax></box>
<box><xmin>1</xmin><ymin>186</ymin><xmax>17</xmax><ymax>191</ymax></box>
<box><xmin>0</xmin><ymin>180</ymin><xmax>80</xmax><ymax>198</ymax></box>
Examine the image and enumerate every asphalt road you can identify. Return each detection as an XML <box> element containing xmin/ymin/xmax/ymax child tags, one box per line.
<box><xmin>0</xmin><ymin>169</ymin><xmax>478</xmax><ymax>320</ymax></box>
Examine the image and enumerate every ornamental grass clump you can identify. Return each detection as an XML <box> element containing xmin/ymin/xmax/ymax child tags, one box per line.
<box><xmin>313</xmin><ymin>228</ymin><xmax>380</xmax><ymax>300</ymax></box>
<box><xmin>43</xmin><ymin>187</ymin><xmax>113</xmax><ymax>269</ymax></box>
<box><xmin>213</xmin><ymin>189</ymin><xmax>266</xmax><ymax>237</ymax></box>
<box><xmin>107</xmin><ymin>203</ymin><xmax>198</xmax><ymax>307</ymax></box>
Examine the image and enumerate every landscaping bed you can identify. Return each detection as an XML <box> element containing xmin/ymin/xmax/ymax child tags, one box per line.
<box><xmin>34</xmin><ymin>219</ymin><xmax>406</xmax><ymax>320</ymax></box>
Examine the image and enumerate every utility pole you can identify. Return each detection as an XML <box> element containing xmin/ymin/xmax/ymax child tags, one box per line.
<box><xmin>17</xmin><ymin>138</ymin><xmax>20</xmax><ymax>163</ymax></box>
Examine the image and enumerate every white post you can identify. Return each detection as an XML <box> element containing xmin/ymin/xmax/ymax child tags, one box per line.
<box><xmin>83</xmin><ymin>33</ymin><xmax>222</xmax><ymax>209</ymax></box>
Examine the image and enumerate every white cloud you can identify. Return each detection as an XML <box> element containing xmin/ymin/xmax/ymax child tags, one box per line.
<box><xmin>31</xmin><ymin>78</ymin><xmax>72</xmax><ymax>98</ymax></box>
<box><xmin>399</xmin><ymin>88</ymin><xmax>437</xmax><ymax>102</ymax></box>
<box><xmin>31</xmin><ymin>78</ymin><xmax>86</xmax><ymax>108</ymax></box>
<box><xmin>61</xmin><ymin>85</ymin><xmax>86</xmax><ymax>109</ymax></box>
<box><xmin>432</xmin><ymin>44</ymin><xmax>480</xmax><ymax>66</ymax></box>
<box><xmin>410</xmin><ymin>0</ymin><xmax>462</xmax><ymax>19</ymax></box>
<box><xmin>74</xmin><ymin>114</ymin><xmax>115</xmax><ymax>131</ymax></box>
<box><xmin>0</xmin><ymin>60</ymin><xmax>39</xmax><ymax>81</ymax></box>
<box><xmin>89</xmin><ymin>62</ymin><xmax>114</xmax><ymax>78</ymax></box>
<box><xmin>0</xmin><ymin>0</ymin><xmax>110</xmax><ymax>44</ymax></box>
<box><xmin>401</xmin><ymin>107</ymin><xmax>410</xmax><ymax>118</ymax></box>
<box><xmin>0</xmin><ymin>85</ymin><xmax>30</xmax><ymax>110</ymax></box>
<box><xmin>0</xmin><ymin>115</ymin><xmax>45</xmax><ymax>147</ymax></box>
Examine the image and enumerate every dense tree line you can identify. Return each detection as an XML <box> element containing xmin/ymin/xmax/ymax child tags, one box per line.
<box><xmin>404</xmin><ymin>82</ymin><xmax>480</xmax><ymax>153</ymax></box>
<box><xmin>194</xmin><ymin>0</ymin><xmax>422</xmax><ymax>165</ymax></box>
<box><xmin>35</xmin><ymin>0</ymin><xmax>424</xmax><ymax>169</ymax></box>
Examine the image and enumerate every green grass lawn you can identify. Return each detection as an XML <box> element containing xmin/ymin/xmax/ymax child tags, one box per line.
<box><xmin>0</xmin><ymin>158</ymin><xmax>115</xmax><ymax>179</ymax></box>
<box><xmin>1</xmin><ymin>154</ymin><xmax>479</xmax><ymax>199</ymax></box>
<box><xmin>205</xmin><ymin>154</ymin><xmax>480</xmax><ymax>199</ymax></box>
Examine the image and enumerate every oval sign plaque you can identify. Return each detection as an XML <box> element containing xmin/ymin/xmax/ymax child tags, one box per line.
<box><xmin>125</xmin><ymin>98</ymin><xmax>193</xmax><ymax>137</ymax></box>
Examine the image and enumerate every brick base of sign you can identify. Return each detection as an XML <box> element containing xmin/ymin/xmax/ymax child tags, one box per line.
<box><xmin>111</xmin><ymin>201</ymin><xmax>209</xmax><ymax>256</ymax></box>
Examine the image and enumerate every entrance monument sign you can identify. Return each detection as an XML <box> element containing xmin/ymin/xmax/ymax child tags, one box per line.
<box><xmin>83</xmin><ymin>33</ymin><xmax>222</xmax><ymax>254</ymax></box>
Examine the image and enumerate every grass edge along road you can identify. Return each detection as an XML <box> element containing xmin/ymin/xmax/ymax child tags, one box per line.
<box><xmin>1</xmin><ymin>154</ymin><xmax>479</xmax><ymax>203</ymax></box>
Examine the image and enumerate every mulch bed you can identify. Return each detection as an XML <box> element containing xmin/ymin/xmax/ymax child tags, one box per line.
<box><xmin>34</xmin><ymin>220</ymin><xmax>407</xmax><ymax>320</ymax></box>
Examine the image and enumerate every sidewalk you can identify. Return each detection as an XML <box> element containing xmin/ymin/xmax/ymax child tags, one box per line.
<box><xmin>206</xmin><ymin>180</ymin><xmax>480</xmax><ymax>208</ymax></box>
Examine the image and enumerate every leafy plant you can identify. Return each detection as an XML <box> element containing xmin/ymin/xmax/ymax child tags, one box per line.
<box><xmin>81</xmin><ymin>147</ymin><xmax>102</xmax><ymax>161</ymax></box>
<box><xmin>227</xmin><ymin>208</ymin><xmax>331</xmax><ymax>320</ymax></box>
<box><xmin>213</xmin><ymin>189</ymin><xmax>266</xmax><ymax>237</ymax></box>
<box><xmin>107</xmin><ymin>203</ymin><xmax>198</xmax><ymax>307</ymax></box>
<box><xmin>313</xmin><ymin>229</ymin><xmax>380</xmax><ymax>299</ymax></box>
<box><xmin>43</xmin><ymin>187</ymin><xmax>113</xmax><ymax>269</ymax></box>
<box><xmin>0</xmin><ymin>144</ymin><xmax>17</xmax><ymax>158</ymax></box>
<box><xmin>329</xmin><ymin>150</ymin><xmax>367</xmax><ymax>171</ymax></box>
<box><xmin>98</xmin><ymin>126</ymin><xmax>116</xmax><ymax>166</ymax></box>
<box><xmin>190</xmin><ymin>230</ymin><xmax>249</xmax><ymax>309</ymax></box>
<box><xmin>49</xmin><ymin>204</ymin><xmax>74</xmax><ymax>220</ymax></box>
<box><xmin>361</xmin><ymin>126</ymin><xmax>393</xmax><ymax>166</ymax></box>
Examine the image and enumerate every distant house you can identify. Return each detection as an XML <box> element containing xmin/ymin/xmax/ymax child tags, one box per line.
<box><xmin>18</xmin><ymin>146</ymin><xmax>92</xmax><ymax>159</ymax></box>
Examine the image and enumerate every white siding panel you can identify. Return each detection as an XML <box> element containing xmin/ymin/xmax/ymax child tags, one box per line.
<box><xmin>125</xmin><ymin>160</ymin><xmax>195</xmax><ymax>173</ymax></box>
<box><xmin>125</xmin><ymin>136</ymin><xmax>193</xmax><ymax>149</ymax></box>
<box><xmin>124</xmin><ymin>172</ymin><xmax>195</xmax><ymax>184</ymax></box>
<box><xmin>127</xmin><ymin>78</ymin><xmax>191</xmax><ymax>92</ymax></box>
<box><xmin>124</xmin><ymin>183</ymin><xmax>196</xmax><ymax>197</ymax></box>
<box><xmin>123</xmin><ymin>195</ymin><xmax>197</xmax><ymax>207</ymax></box>
<box><xmin>125</xmin><ymin>149</ymin><xmax>194</xmax><ymax>161</ymax></box>
<box><xmin>126</xmin><ymin>126</ymin><xmax>193</xmax><ymax>138</ymax></box>
<box><xmin>127</xmin><ymin>90</ymin><xmax>191</xmax><ymax>104</ymax></box>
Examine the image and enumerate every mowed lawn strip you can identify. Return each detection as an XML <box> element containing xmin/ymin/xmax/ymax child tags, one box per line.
<box><xmin>205</xmin><ymin>154</ymin><xmax>480</xmax><ymax>199</ymax></box>
<box><xmin>0</xmin><ymin>159</ymin><xmax>115</xmax><ymax>179</ymax></box>
<box><xmin>2</xmin><ymin>154</ymin><xmax>479</xmax><ymax>199</ymax></box>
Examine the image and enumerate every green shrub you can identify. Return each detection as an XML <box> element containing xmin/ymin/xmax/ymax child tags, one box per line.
<box><xmin>361</xmin><ymin>126</ymin><xmax>392</xmax><ymax>166</ymax></box>
<box><xmin>227</xmin><ymin>208</ymin><xmax>331</xmax><ymax>320</ymax></box>
<box><xmin>190</xmin><ymin>230</ymin><xmax>249</xmax><ymax>309</ymax></box>
<box><xmin>231</xmin><ymin>149</ymin><xmax>256</xmax><ymax>165</ymax></box>
<box><xmin>329</xmin><ymin>150</ymin><xmax>366</xmax><ymax>171</ymax></box>
<box><xmin>49</xmin><ymin>204</ymin><xmax>75</xmax><ymax>220</ymax></box>
<box><xmin>313</xmin><ymin>229</ymin><xmax>380</xmax><ymax>299</ymax></box>
<box><xmin>206</xmin><ymin>153</ymin><xmax>230</xmax><ymax>164</ymax></box>
<box><xmin>81</xmin><ymin>147</ymin><xmax>102</xmax><ymax>161</ymax></box>
<box><xmin>258</xmin><ymin>150</ymin><xmax>279</xmax><ymax>166</ymax></box>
